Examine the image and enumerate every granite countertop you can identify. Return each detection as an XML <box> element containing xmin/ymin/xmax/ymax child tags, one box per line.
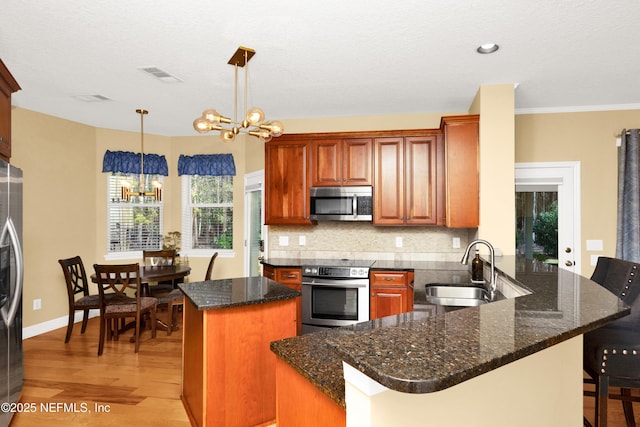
<box><xmin>268</xmin><ymin>256</ymin><xmax>630</xmax><ymax>409</ymax></box>
<box><xmin>178</xmin><ymin>276</ymin><xmax>300</xmax><ymax>311</ymax></box>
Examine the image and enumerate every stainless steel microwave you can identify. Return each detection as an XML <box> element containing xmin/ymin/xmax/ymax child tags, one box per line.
<box><xmin>309</xmin><ymin>186</ymin><xmax>373</xmax><ymax>221</ymax></box>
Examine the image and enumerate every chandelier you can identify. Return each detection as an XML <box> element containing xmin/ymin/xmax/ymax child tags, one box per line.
<box><xmin>121</xmin><ymin>109</ymin><xmax>162</xmax><ymax>201</ymax></box>
<box><xmin>193</xmin><ymin>46</ymin><xmax>284</xmax><ymax>143</ymax></box>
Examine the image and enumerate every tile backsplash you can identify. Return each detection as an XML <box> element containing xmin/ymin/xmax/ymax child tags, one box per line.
<box><xmin>266</xmin><ymin>222</ymin><xmax>476</xmax><ymax>262</ymax></box>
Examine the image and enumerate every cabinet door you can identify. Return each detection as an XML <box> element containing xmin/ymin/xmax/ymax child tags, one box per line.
<box><xmin>370</xmin><ymin>287</ymin><xmax>407</xmax><ymax>320</ymax></box>
<box><xmin>311</xmin><ymin>138</ymin><xmax>342</xmax><ymax>186</ymax></box>
<box><xmin>443</xmin><ymin>116</ymin><xmax>479</xmax><ymax>228</ymax></box>
<box><xmin>0</xmin><ymin>60</ymin><xmax>20</xmax><ymax>163</ymax></box>
<box><xmin>265</xmin><ymin>139</ymin><xmax>312</xmax><ymax>225</ymax></box>
<box><xmin>405</xmin><ymin>135</ymin><xmax>440</xmax><ymax>225</ymax></box>
<box><xmin>342</xmin><ymin>138</ymin><xmax>372</xmax><ymax>185</ymax></box>
<box><xmin>373</xmin><ymin>137</ymin><xmax>404</xmax><ymax>225</ymax></box>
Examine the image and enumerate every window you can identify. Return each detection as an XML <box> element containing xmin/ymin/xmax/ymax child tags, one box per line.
<box><xmin>107</xmin><ymin>173</ymin><xmax>164</xmax><ymax>255</ymax></box>
<box><xmin>182</xmin><ymin>175</ymin><xmax>233</xmax><ymax>253</ymax></box>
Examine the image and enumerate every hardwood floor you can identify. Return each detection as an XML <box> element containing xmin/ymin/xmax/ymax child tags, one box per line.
<box><xmin>584</xmin><ymin>382</ymin><xmax>640</xmax><ymax>426</ymax></box>
<box><xmin>12</xmin><ymin>316</ymin><xmax>191</xmax><ymax>426</ymax></box>
<box><xmin>10</xmin><ymin>315</ymin><xmax>640</xmax><ymax>427</ymax></box>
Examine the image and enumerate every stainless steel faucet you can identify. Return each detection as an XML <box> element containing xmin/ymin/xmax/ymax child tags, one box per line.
<box><xmin>461</xmin><ymin>239</ymin><xmax>497</xmax><ymax>296</ymax></box>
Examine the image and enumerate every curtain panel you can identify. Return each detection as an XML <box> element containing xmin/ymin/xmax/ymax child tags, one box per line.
<box><xmin>102</xmin><ymin>150</ymin><xmax>169</xmax><ymax>176</ymax></box>
<box><xmin>177</xmin><ymin>154</ymin><xmax>236</xmax><ymax>176</ymax></box>
<box><xmin>616</xmin><ymin>129</ymin><xmax>640</xmax><ymax>262</ymax></box>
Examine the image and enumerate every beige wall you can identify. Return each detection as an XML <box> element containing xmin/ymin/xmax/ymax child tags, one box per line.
<box><xmin>515</xmin><ymin>109</ymin><xmax>640</xmax><ymax>276</ymax></box>
<box><xmin>471</xmin><ymin>85</ymin><xmax>516</xmax><ymax>255</ymax></box>
<box><xmin>12</xmin><ymin>108</ymin><xmax>97</xmax><ymax>327</ymax></box>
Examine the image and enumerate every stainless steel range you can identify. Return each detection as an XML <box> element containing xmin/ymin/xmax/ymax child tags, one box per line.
<box><xmin>301</xmin><ymin>259</ymin><xmax>374</xmax><ymax>334</ymax></box>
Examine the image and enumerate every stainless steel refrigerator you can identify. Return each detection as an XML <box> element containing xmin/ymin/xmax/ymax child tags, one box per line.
<box><xmin>0</xmin><ymin>160</ymin><xmax>23</xmax><ymax>427</ymax></box>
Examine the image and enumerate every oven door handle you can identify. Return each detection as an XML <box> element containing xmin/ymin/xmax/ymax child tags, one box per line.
<box><xmin>302</xmin><ymin>278</ymin><xmax>369</xmax><ymax>288</ymax></box>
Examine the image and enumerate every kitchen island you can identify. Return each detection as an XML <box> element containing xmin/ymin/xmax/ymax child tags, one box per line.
<box><xmin>267</xmin><ymin>257</ymin><xmax>630</xmax><ymax>426</ymax></box>
<box><xmin>178</xmin><ymin>276</ymin><xmax>299</xmax><ymax>427</ymax></box>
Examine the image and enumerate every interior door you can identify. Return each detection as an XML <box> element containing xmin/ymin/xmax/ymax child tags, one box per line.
<box><xmin>515</xmin><ymin>162</ymin><xmax>580</xmax><ymax>273</ymax></box>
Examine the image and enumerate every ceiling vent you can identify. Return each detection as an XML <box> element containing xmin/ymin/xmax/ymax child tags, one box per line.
<box><xmin>138</xmin><ymin>66</ymin><xmax>182</xmax><ymax>83</ymax></box>
<box><xmin>73</xmin><ymin>94</ymin><xmax>111</xmax><ymax>102</ymax></box>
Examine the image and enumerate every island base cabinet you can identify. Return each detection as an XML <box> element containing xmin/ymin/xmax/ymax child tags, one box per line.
<box><xmin>181</xmin><ymin>297</ymin><xmax>297</xmax><ymax>427</ymax></box>
<box><xmin>275</xmin><ymin>357</ymin><xmax>346</xmax><ymax>427</ymax></box>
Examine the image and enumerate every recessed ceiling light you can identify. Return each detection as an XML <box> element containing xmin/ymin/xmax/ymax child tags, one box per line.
<box><xmin>477</xmin><ymin>43</ymin><xmax>499</xmax><ymax>54</ymax></box>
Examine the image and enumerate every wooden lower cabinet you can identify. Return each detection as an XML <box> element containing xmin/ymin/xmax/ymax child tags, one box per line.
<box><xmin>370</xmin><ymin>271</ymin><xmax>414</xmax><ymax>320</ymax></box>
<box><xmin>263</xmin><ymin>265</ymin><xmax>302</xmax><ymax>335</ymax></box>
<box><xmin>181</xmin><ymin>297</ymin><xmax>297</xmax><ymax>427</ymax></box>
<box><xmin>275</xmin><ymin>357</ymin><xmax>346</xmax><ymax>426</ymax></box>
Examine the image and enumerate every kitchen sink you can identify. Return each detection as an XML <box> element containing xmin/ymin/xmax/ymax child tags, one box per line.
<box><xmin>425</xmin><ymin>284</ymin><xmax>490</xmax><ymax>307</ymax></box>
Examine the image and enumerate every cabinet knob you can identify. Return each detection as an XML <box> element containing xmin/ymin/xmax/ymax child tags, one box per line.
<box><xmin>0</xmin><ymin>136</ymin><xmax>3</xmax><ymax>142</ymax></box>
<box><xmin>565</xmin><ymin>260</ymin><xmax>574</xmax><ymax>267</ymax></box>
<box><xmin>371</xmin><ymin>293</ymin><xmax>376</xmax><ymax>297</ymax></box>
<box><xmin>565</xmin><ymin>247</ymin><xmax>572</xmax><ymax>253</ymax></box>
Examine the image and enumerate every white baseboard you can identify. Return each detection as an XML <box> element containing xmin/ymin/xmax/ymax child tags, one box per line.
<box><xmin>23</xmin><ymin>309</ymin><xmax>100</xmax><ymax>339</ymax></box>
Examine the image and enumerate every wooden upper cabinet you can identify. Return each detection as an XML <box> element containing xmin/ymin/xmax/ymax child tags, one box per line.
<box><xmin>441</xmin><ymin>115</ymin><xmax>479</xmax><ymax>228</ymax></box>
<box><xmin>264</xmin><ymin>138</ymin><xmax>312</xmax><ymax>225</ymax></box>
<box><xmin>311</xmin><ymin>138</ymin><xmax>372</xmax><ymax>186</ymax></box>
<box><xmin>0</xmin><ymin>59</ymin><xmax>21</xmax><ymax>163</ymax></box>
<box><xmin>404</xmin><ymin>135</ymin><xmax>441</xmax><ymax>225</ymax></box>
<box><xmin>373</xmin><ymin>137</ymin><xmax>404</xmax><ymax>225</ymax></box>
<box><xmin>373</xmin><ymin>134</ymin><xmax>441</xmax><ymax>225</ymax></box>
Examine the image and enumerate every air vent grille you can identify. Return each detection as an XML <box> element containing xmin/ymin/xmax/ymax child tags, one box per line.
<box><xmin>138</xmin><ymin>66</ymin><xmax>182</xmax><ymax>83</ymax></box>
<box><xmin>73</xmin><ymin>94</ymin><xmax>111</xmax><ymax>102</ymax></box>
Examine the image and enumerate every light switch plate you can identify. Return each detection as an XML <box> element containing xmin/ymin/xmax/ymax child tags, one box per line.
<box><xmin>586</xmin><ymin>240</ymin><xmax>603</xmax><ymax>251</ymax></box>
<box><xmin>591</xmin><ymin>254</ymin><xmax>600</xmax><ymax>266</ymax></box>
<box><xmin>395</xmin><ymin>236</ymin><xmax>403</xmax><ymax>248</ymax></box>
<box><xmin>278</xmin><ymin>236</ymin><xmax>289</xmax><ymax>246</ymax></box>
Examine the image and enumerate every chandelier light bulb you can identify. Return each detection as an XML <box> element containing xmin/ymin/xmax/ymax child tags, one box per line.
<box><xmin>246</xmin><ymin>107</ymin><xmax>265</xmax><ymax>126</ymax></box>
<box><xmin>261</xmin><ymin>120</ymin><xmax>284</xmax><ymax>137</ymax></box>
<box><xmin>193</xmin><ymin>117</ymin><xmax>212</xmax><ymax>133</ymax></box>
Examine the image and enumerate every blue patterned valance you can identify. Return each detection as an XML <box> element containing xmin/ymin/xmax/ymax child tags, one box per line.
<box><xmin>102</xmin><ymin>150</ymin><xmax>169</xmax><ymax>176</ymax></box>
<box><xmin>177</xmin><ymin>154</ymin><xmax>236</xmax><ymax>176</ymax></box>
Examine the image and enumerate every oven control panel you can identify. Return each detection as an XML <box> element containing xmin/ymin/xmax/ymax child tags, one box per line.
<box><xmin>302</xmin><ymin>266</ymin><xmax>370</xmax><ymax>278</ymax></box>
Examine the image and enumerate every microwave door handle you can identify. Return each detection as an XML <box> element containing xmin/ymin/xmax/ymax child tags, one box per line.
<box><xmin>0</xmin><ymin>218</ymin><xmax>23</xmax><ymax>327</ymax></box>
<box><xmin>353</xmin><ymin>195</ymin><xmax>358</xmax><ymax>219</ymax></box>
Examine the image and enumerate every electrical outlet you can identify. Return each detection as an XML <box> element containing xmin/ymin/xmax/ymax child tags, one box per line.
<box><xmin>452</xmin><ymin>237</ymin><xmax>461</xmax><ymax>249</ymax></box>
<box><xmin>33</xmin><ymin>299</ymin><xmax>41</xmax><ymax>310</ymax></box>
<box><xmin>299</xmin><ymin>236</ymin><xmax>306</xmax><ymax>246</ymax></box>
<box><xmin>395</xmin><ymin>236</ymin><xmax>403</xmax><ymax>248</ymax></box>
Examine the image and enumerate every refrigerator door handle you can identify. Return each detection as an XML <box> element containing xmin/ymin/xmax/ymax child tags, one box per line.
<box><xmin>0</xmin><ymin>218</ymin><xmax>23</xmax><ymax>327</ymax></box>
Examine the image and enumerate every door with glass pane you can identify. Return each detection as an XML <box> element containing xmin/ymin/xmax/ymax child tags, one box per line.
<box><xmin>244</xmin><ymin>171</ymin><xmax>265</xmax><ymax>276</ymax></box>
<box><xmin>515</xmin><ymin>162</ymin><xmax>580</xmax><ymax>274</ymax></box>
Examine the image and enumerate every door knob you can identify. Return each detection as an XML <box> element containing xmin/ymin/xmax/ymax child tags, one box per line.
<box><xmin>565</xmin><ymin>247</ymin><xmax>572</xmax><ymax>253</ymax></box>
<box><xmin>565</xmin><ymin>260</ymin><xmax>573</xmax><ymax>267</ymax></box>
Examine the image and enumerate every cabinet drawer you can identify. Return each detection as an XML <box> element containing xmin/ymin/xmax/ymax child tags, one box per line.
<box><xmin>263</xmin><ymin>265</ymin><xmax>276</xmax><ymax>280</ymax></box>
<box><xmin>370</xmin><ymin>271</ymin><xmax>407</xmax><ymax>287</ymax></box>
<box><xmin>275</xmin><ymin>268</ymin><xmax>302</xmax><ymax>285</ymax></box>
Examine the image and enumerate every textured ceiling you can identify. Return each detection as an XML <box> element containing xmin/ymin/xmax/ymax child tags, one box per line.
<box><xmin>1</xmin><ymin>0</ymin><xmax>640</xmax><ymax>136</ymax></box>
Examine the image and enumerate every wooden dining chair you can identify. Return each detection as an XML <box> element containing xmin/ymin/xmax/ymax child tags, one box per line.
<box><xmin>143</xmin><ymin>249</ymin><xmax>179</xmax><ymax>295</ymax></box>
<box><xmin>142</xmin><ymin>249</ymin><xmax>176</xmax><ymax>267</ymax></box>
<box><xmin>205</xmin><ymin>251</ymin><xmax>219</xmax><ymax>281</ymax></box>
<box><xmin>93</xmin><ymin>263</ymin><xmax>157</xmax><ymax>355</ymax></box>
<box><xmin>58</xmin><ymin>256</ymin><xmax>100</xmax><ymax>343</ymax></box>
